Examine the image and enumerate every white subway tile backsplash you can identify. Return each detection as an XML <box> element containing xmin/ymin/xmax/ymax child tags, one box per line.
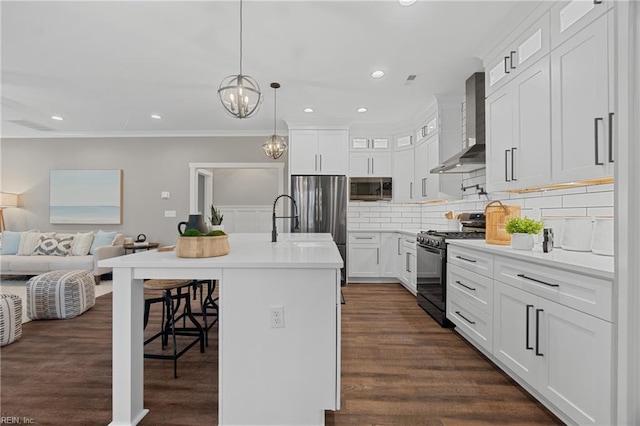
<box><xmin>563</xmin><ymin>192</ymin><xmax>613</xmax><ymax>208</ymax></box>
<box><xmin>543</xmin><ymin>186</ymin><xmax>587</xmax><ymax>196</ymax></box>
<box><xmin>587</xmin><ymin>207</ymin><xmax>614</xmax><ymax>217</ymax></box>
<box><xmin>370</xmin><ymin>206</ymin><xmax>392</xmax><ymax>212</ymax></box>
<box><xmin>541</xmin><ymin>208</ymin><xmax>588</xmax><ymax>217</ymax></box>
<box><xmin>348</xmin><ymin>212</ymin><xmax>360</xmax><ymax>218</ymax></box>
<box><xmin>380</xmin><ymin>212</ymin><xmax>402</xmax><ymax>218</ymax></box>
<box><xmin>359</xmin><ymin>223</ymin><xmax>382</xmax><ymax>229</ymax></box>
<box><xmin>587</xmin><ymin>183</ymin><xmax>614</xmax><ymax>193</ymax></box>
<box><xmin>362</xmin><ymin>212</ymin><xmax>382</xmax><ymax>218</ymax></box>
<box><xmin>369</xmin><ymin>217</ymin><xmax>391</xmax><ymax>223</ymax></box>
<box><xmin>402</xmin><ymin>212</ymin><xmax>421</xmax><ymax>218</ymax></box>
<box><xmin>524</xmin><ymin>196</ymin><xmax>562</xmax><ymax>209</ymax></box>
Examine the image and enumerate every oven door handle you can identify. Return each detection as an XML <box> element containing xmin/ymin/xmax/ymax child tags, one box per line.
<box><xmin>417</xmin><ymin>244</ymin><xmax>445</xmax><ymax>258</ymax></box>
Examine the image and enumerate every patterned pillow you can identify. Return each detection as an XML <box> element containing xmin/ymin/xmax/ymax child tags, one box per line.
<box><xmin>32</xmin><ymin>235</ymin><xmax>74</xmax><ymax>256</ymax></box>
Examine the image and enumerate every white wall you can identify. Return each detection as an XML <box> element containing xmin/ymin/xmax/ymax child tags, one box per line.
<box><xmin>0</xmin><ymin>136</ymin><xmax>286</xmax><ymax>246</ymax></box>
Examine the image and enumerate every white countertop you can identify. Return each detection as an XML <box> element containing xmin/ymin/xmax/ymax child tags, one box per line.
<box><xmin>448</xmin><ymin>239</ymin><xmax>614</xmax><ymax>280</ymax></box>
<box><xmin>99</xmin><ymin>232</ymin><xmax>343</xmax><ymax>269</ymax></box>
<box><xmin>348</xmin><ymin>228</ymin><xmax>421</xmax><ymax>237</ymax></box>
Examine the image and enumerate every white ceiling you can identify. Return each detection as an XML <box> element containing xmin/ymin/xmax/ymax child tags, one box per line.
<box><xmin>1</xmin><ymin>0</ymin><xmax>523</xmax><ymax>139</ymax></box>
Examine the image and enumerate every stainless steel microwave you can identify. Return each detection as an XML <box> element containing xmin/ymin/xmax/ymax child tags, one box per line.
<box><xmin>349</xmin><ymin>177</ymin><xmax>392</xmax><ymax>201</ymax></box>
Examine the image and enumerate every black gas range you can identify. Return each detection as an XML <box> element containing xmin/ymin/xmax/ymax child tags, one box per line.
<box><xmin>416</xmin><ymin>217</ymin><xmax>486</xmax><ymax>327</ymax></box>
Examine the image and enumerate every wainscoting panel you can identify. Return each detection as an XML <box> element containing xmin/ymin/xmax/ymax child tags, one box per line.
<box><xmin>217</xmin><ymin>206</ymin><xmax>272</xmax><ymax>233</ymax></box>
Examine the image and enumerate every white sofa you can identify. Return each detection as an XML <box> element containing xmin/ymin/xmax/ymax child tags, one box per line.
<box><xmin>1</xmin><ymin>231</ymin><xmax>125</xmax><ymax>284</ymax></box>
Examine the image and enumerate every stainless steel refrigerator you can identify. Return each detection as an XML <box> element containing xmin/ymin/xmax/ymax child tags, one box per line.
<box><xmin>291</xmin><ymin>175</ymin><xmax>347</xmax><ymax>284</ymax></box>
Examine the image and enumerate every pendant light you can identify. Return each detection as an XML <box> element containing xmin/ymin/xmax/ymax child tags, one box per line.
<box><xmin>218</xmin><ymin>0</ymin><xmax>262</xmax><ymax>119</ymax></box>
<box><xmin>263</xmin><ymin>82</ymin><xmax>287</xmax><ymax>160</ymax></box>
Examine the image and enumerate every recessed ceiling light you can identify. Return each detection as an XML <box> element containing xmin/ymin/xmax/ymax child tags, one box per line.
<box><xmin>371</xmin><ymin>70</ymin><xmax>385</xmax><ymax>79</ymax></box>
<box><xmin>399</xmin><ymin>0</ymin><xmax>416</xmax><ymax>5</ymax></box>
<box><xmin>151</xmin><ymin>114</ymin><xmax>162</xmax><ymax>120</ymax></box>
<box><xmin>51</xmin><ymin>115</ymin><xmax>63</xmax><ymax>121</ymax></box>
<box><xmin>357</xmin><ymin>107</ymin><xmax>368</xmax><ymax>113</ymax></box>
<box><xmin>303</xmin><ymin>108</ymin><xmax>314</xmax><ymax>113</ymax></box>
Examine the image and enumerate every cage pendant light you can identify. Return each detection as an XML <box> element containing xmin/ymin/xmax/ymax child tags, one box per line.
<box><xmin>218</xmin><ymin>0</ymin><xmax>262</xmax><ymax>119</ymax></box>
<box><xmin>263</xmin><ymin>83</ymin><xmax>287</xmax><ymax>159</ymax></box>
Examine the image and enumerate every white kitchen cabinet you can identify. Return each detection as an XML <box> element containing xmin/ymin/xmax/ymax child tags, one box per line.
<box><xmin>493</xmin><ymin>280</ymin><xmax>613</xmax><ymax>425</ymax></box>
<box><xmin>347</xmin><ymin>233</ymin><xmax>380</xmax><ymax>278</ymax></box>
<box><xmin>349</xmin><ymin>151</ymin><xmax>392</xmax><ymax>177</ymax></box>
<box><xmin>395</xmin><ymin>134</ymin><xmax>413</xmax><ymax>150</ymax></box>
<box><xmin>393</xmin><ymin>148</ymin><xmax>414</xmax><ymax>202</ymax></box>
<box><xmin>486</xmin><ymin>56</ymin><xmax>551</xmax><ymax>192</ymax></box>
<box><xmin>379</xmin><ymin>232</ymin><xmax>399</xmax><ymax>278</ymax></box>
<box><xmin>397</xmin><ymin>237</ymin><xmax>417</xmax><ymax>294</ymax></box>
<box><xmin>550</xmin><ymin>0</ymin><xmax>612</xmax><ymax>49</ymax></box>
<box><xmin>350</xmin><ymin>137</ymin><xmax>390</xmax><ymax>151</ymax></box>
<box><xmin>289</xmin><ymin>129</ymin><xmax>348</xmax><ymax>175</ymax></box>
<box><xmin>551</xmin><ymin>11</ymin><xmax>614</xmax><ymax>182</ymax></box>
<box><xmin>414</xmin><ymin>140</ymin><xmax>429</xmax><ymax>200</ymax></box>
<box><xmin>486</xmin><ymin>12</ymin><xmax>550</xmax><ymax>96</ymax></box>
<box><xmin>414</xmin><ymin>137</ymin><xmax>451</xmax><ymax>201</ymax></box>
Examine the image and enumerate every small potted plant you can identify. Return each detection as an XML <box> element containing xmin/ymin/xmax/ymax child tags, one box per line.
<box><xmin>176</xmin><ymin>228</ymin><xmax>229</xmax><ymax>258</ymax></box>
<box><xmin>208</xmin><ymin>204</ymin><xmax>224</xmax><ymax>232</ymax></box>
<box><xmin>505</xmin><ymin>216</ymin><xmax>544</xmax><ymax>250</ymax></box>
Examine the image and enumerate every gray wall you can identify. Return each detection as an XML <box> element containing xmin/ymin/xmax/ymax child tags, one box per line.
<box><xmin>212</xmin><ymin>168</ymin><xmax>279</xmax><ymax>206</ymax></box>
<box><xmin>0</xmin><ymin>136</ymin><xmax>287</xmax><ymax>246</ymax></box>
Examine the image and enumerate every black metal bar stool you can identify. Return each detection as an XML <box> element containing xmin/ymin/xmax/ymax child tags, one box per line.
<box><xmin>143</xmin><ymin>279</ymin><xmax>205</xmax><ymax>378</ymax></box>
<box><xmin>189</xmin><ymin>280</ymin><xmax>219</xmax><ymax>346</ymax></box>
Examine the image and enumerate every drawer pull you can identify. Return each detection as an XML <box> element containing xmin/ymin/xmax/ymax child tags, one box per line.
<box><xmin>526</xmin><ymin>305</ymin><xmax>534</xmax><ymax>351</ymax></box>
<box><xmin>517</xmin><ymin>274</ymin><xmax>559</xmax><ymax>288</ymax></box>
<box><xmin>355</xmin><ymin>237</ymin><xmax>374</xmax><ymax>240</ymax></box>
<box><xmin>455</xmin><ymin>280</ymin><xmax>476</xmax><ymax>291</ymax></box>
<box><xmin>535</xmin><ymin>309</ymin><xmax>544</xmax><ymax>357</ymax></box>
<box><xmin>455</xmin><ymin>255</ymin><xmax>477</xmax><ymax>263</ymax></box>
<box><xmin>456</xmin><ymin>311</ymin><xmax>476</xmax><ymax>325</ymax></box>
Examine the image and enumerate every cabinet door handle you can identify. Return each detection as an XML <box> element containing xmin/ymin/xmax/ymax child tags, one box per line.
<box><xmin>594</xmin><ymin>0</ymin><xmax>602</xmax><ymax>4</ymax></box>
<box><xmin>510</xmin><ymin>50</ymin><xmax>517</xmax><ymax>69</ymax></box>
<box><xmin>505</xmin><ymin>149</ymin><xmax>511</xmax><ymax>182</ymax></box>
<box><xmin>456</xmin><ymin>311</ymin><xmax>476</xmax><ymax>325</ymax></box>
<box><xmin>422</xmin><ymin>178</ymin><xmax>427</xmax><ymax>197</ymax></box>
<box><xmin>355</xmin><ymin>237</ymin><xmax>374</xmax><ymax>240</ymax></box>
<box><xmin>319</xmin><ymin>154</ymin><xmax>323</xmax><ymax>171</ymax></box>
<box><xmin>608</xmin><ymin>112</ymin><xmax>614</xmax><ymax>163</ymax></box>
<box><xmin>535</xmin><ymin>309</ymin><xmax>544</xmax><ymax>356</ymax></box>
<box><xmin>409</xmin><ymin>182</ymin><xmax>413</xmax><ymax>199</ymax></box>
<box><xmin>455</xmin><ymin>255</ymin><xmax>477</xmax><ymax>263</ymax></box>
<box><xmin>376</xmin><ymin>248</ymin><xmax>379</xmax><ymax>265</ymax></box>
<box><xmin>406</xmin><ymin>253</ymin><xmax>410</xmax><ymax>272</ymax></box>
<box><xmin>315</xmin><ymin>154</ymin><xmax>318</xmax><ymax>171</ymax></box>
<box><xmin>367</xmin><ymin>158</ymin><xmax>371</xmax><ymax>175</ymax></box>
<box><xmin>504</xmin><ymin>56</ymin><xmax>510</xmax><ymax>74</ymax></box>
<box><xmin>517</xmin><ymin>273</ymin><xmax>559</xmax><ymax>288</ymax></box>
<box><xmin>455</xmin><ymin>280</ymin><xmax>476</xmax><ymax>291</ymax></box>
<box><xmin>595</xmin><ymin>117</ymin><xmax>604</xmax><ymax>165</ymax></box>
<box><xmin>372</xmin><ymin>157</ymin><xmax>375</xmax><ymax>175</ymax></box>
<box><xmin>397</xmin><ymin>237</ymin><xmax>401</xmax><ymax>255</ymax></box>
<box><xmin>526</xmin><ymin>305</ymin><xmax>534</xmax><ymax>350</ymax></box>
<box><xmin>511</xmin><ymin>147</ymin><xmax>517</xmax><ymax>181</ymax></box>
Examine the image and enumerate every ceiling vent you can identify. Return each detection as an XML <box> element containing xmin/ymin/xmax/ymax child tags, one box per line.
<box><xmin>404</xmin><ymin>74</ymin><xmax>417</xmax><ymax>86</ymax></box>
<box><xmin>7</xmin><ymin>119</ymin><xmax>55</xmax><ymax>132</ymax></box>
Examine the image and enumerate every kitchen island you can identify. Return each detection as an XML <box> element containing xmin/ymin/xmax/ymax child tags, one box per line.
<box><xmin>99</xmin><ymin>233</ymin><xmax>342</xmax><ymax>426</ymax></box>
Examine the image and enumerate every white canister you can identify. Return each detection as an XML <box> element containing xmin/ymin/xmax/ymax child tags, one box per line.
<box><xmin>591</xmin><ymin>216</ymin><xmax>614</xmax><ymax>256</ymax></box>
<box><xmin>561</xmin><ymin>217</ymin><xmax>594</xmax><ymax>252</ymax></box>
<box><xmin>542</xmin><ymin>216</ymin><xmax>565</xmax><ymax>248</ymax></box>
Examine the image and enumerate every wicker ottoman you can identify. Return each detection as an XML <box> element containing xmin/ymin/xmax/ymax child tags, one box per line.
<box><xmin>0</xmin><ymin>294</ymin><xmax>22</xmax><ymax>346</ymax></box>
<box><xmin>27</xmin><ymin>270</ymin><xmax>96</xmax><ymax>320</ymax></box>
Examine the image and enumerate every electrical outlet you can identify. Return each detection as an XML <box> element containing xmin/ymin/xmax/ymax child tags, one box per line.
<box><xmin>270</xmin><ymin>305</ymin><xmax>285</xmax><ymax>328</ymax></box>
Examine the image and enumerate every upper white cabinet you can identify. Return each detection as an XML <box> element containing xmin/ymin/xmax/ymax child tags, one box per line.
<box><xmin>486</xmin><ymin>12</ymin><xmax>550</xmax><ymax>96</ymax></box>
<box><xmin>350</xmin><ymin>137</ymin><xmax>390</xmax><ymax>151</ymax></box>
<box><xmin>393</xmin><ymin>148</ymin><xmax>415</xmax><ymax>202</ymax></box>
<box><xmin>349</xmin><ymin>151</ymin><xmax>392</xmax><ymax>177</ymax></box>
<box><xmin>551</xmin><ymin>11</ymin><xmax>614</xmax><ymax>182</ymax></box>
<box><xmin>486</xmin><ymin>56</ymin><xmax>552</xmax><ymax>192</ymax></box>
<box><xmin>550</xmin><ymin>0</ymin><xmax>612</xmax><ymax>48</ymax></box>
<box><xmin>289</xmin><ymin>130</ymin><xmax>348</xmax><ymax>175</ymax></box>
<box><xmin>395</xmin><ymin>134</ymin><xmax>413</xmax><ymax>150</ymax></box>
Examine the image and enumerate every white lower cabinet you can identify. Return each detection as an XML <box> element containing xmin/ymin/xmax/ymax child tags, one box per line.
<box><xmin>347</xmin><ymin>233</ymin><xmax>380</xmax><ymax>278</ymax></box>
<box><xmin>348</xmin><ymin>232</ymin><xmax>415</xmax><ymax>287</ymax></box>
<box><xmin>494</xmin><ymin>280</ymin><xmax>613</xmax><ymax>425</ymax></box>
<box><xmin>446</xmin><ymin>243</ymin><xmax>614</xmax><ymax>426</ymax></box>
<box><xmin>380</xmin><ymin>233</ymin><xmax>399</xmax><ymax>277</ymax></box>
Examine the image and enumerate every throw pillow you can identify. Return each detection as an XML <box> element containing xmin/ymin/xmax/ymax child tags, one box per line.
<box><xmin>1</xmin><ymin>230</ymin><xmax>24</xmax><ymax>255</ymax></box>
<box><xmin>32</xmin><ymin>235</ymin><xmax>74</xmax><ymax>256</ymax></box>
<box><xmin>89</xmin><ymin>230</ymin><xmax>117</xmax><ymax>254</ymax></box>
<box><xmin>17</xmin><ymin>232</ymin><xmax>54</xmax><ymax>256</ymax></box>
<box><xmin>70</xmin><ymin>232</ymin><xmax>94</xmax><ymax>256</ymax></box>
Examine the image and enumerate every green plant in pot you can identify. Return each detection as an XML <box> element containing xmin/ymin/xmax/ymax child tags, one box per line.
<box><xmin>505</xmin><ymin>216</ymin><xmax>544</xmax><ymax>250</ymax></box>
<box><xmin>208</xmin><ymin>205</ymin><xmax>224</xmax><ymax>231</ymax></box>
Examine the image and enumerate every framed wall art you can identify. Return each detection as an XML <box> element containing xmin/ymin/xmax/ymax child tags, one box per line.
<box><xmin>50</xmin><ymin>169</ymin><xmax>123</xmax><ymax>224</ymax></box>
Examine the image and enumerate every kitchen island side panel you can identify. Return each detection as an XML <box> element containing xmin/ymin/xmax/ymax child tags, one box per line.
<box><xmin>219</xmin><ymin>267</ymin><xmax>339</xmax><ymax>426</ymax></box>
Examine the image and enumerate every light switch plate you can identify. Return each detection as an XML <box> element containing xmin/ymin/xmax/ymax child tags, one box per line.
<box><xmin>164</xmin><ymin>210</ymin><xmax>176</xmax><ymax>218</ymax></box>
<box><xmin>161</xmin><ymin>191</ymin><xmax>170</xmax><ymax>199</ymax></box>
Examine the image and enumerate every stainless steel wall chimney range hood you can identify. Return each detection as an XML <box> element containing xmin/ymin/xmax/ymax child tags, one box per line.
<box><xmin>431</xmin><ymin>72</ymin><xmax>486</xmax><ymax>174</ymax></box>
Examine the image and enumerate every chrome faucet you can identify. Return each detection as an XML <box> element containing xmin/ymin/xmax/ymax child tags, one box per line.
<box><xmin>272</xmin><ymin>194</ymin><xmax>300</xmax><ymax>242</ymax></box>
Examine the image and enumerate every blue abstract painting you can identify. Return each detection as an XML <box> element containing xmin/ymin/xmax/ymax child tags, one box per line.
<box><xmin>50</xmin><ymin>170</ymin><xmax>122</xmax><ymax>224</ymax></box>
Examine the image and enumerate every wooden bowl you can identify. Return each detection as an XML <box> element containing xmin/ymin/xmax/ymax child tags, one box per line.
<box><xmin>175</xmin><ymin>235</ymin><xmax>229</xmax><ymax>258</ymax></box>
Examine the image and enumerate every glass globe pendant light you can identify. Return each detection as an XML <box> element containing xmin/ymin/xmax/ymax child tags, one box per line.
<box><xmin>218</xmin><ymin>0</ymin><xmax>262</xmax><ymax>119</ymax></box>
<box><xmin>263</xmin><ymin>82</ymin><xmax>287</xmax><ymax>160</ymax></box>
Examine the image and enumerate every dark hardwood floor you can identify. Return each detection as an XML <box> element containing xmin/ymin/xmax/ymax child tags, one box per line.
<box><xmin>0</xmin><ymin>283</ymin><xmax>562</xmax><ymax>425</ymax></box>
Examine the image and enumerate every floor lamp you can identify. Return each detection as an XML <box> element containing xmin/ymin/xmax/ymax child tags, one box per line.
<box><xmin>0</xmin><ymin>192</ymin><xmax>19</xmax><ymax>232</ymax></box>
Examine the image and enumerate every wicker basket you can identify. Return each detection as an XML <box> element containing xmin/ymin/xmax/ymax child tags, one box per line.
<box><xmin>484</xmin><ymin>201</ymin><xmax>521</xmax><ymax>245</ymax></box>
<box><xmin>175</xmin><ymin>235</ymin><xmax>230</xmax><ymax>258</ymax></box>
